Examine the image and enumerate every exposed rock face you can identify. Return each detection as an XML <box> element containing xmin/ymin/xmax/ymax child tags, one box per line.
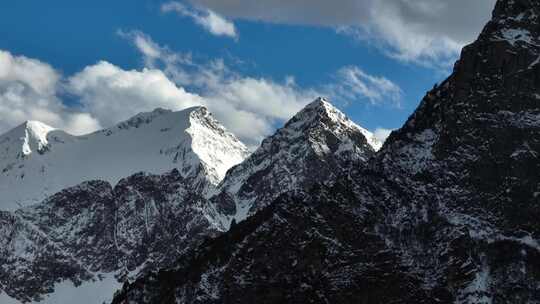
<box><xmin>0</xmin><ymin>210</ymin><xmax>92</xmax><ymax>303</ymax></box>
<box><xmin>112</xmin><ymin>188</ymin><xmax>433</xmax><ymax>304</ymax></box>
<box><xmin>0</xmin><ymin>170</ymin><xmax>221</xmax><ymax>302</ymax></box>
<box><xmin>211</xmin><ymin>98</ymin><xmax>380</xmax><ymax>227</ymax></box>
<box><xmin>380</xmin><ymin>0</ymin><xmax>540</xmax><ymax>240</ymax></box>
<box><xmin>373</xmin><ymin>0</ymin><xmax>540</xmax><ymax>301</ymax></box>
<box><xmin>113</xmin><ymin>1</ymin><xmax>540</xmax><ymax>303</ymax></box>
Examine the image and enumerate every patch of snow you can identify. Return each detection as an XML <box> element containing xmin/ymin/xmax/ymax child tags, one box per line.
<box><xmin>0</xmin><ymin>273</ymin><xmax>122</xmax><ymax>304</ymax></box>
<box><xmin>495</xmin><ymin>28</ymin><xmax>535</xmax><ymax>46</ymax></box>
<box><xmin>461</xmin><ymin>264</ymin><xmax>492</xmax><ymax>304</ymax></box>
<box><xmin>0</xmin><ymin>292</ymin><xmax>20</xmax><ymax>304</ymax></box>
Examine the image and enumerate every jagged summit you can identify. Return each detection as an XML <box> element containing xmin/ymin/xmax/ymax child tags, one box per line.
<box><xmin>301</xmin><ymin>96</ymin><xmax>331</xmax><ymax>111</ymax></box>
<box><xmin>286</xmin><ymin>97</ymin><xmax>382</xmax><ymax>151</ymax></box>
<box><xmin>211</xmin><ymin>98</ymin><xmax>378</xmax><ymax>226</ymax></box>
<box><xmin>284</xmin><ymin>97</ymin><xmax>348</xmax><ymax>132</ymax></box>
<box><xmin>0</xmin><ymin>120</ymin><xmax>57</xmax><ymax>156</ymax></box>
<box><xmin>0</xmin><ymin>106</ymin><xmax>249</xmax><ymax>210</ymax></box>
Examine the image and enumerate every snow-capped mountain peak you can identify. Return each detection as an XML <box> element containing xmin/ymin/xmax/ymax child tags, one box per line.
<box><xmin>0</xmin><ymin>106</ymin><xmax>249</xmax><ymax>210</ymax></box>
<box><xmin>20</xmin><ymin>121</ymin><xmax>56</xmax><ymax>156</ymax></box>
<box><xmin>211</xmin><ymin>97</ymin><xmax>378</xmax><ymax>226</ymax></box>
<box><xmin>285</xmin><ymin>97</ymin><xmax>383</xmax><ymax>151</ymax></box>
<box><xmin>184</xmin><ymin>106</ymin><xmax>251</xmax><ymax>183</ymax></box>
<box><xmin>90</xmin><ymin>105</ymin><xmax>250</xmax><ymax>185</ymax></box>
<box><xmin>0</xmin><ymin>120</ymin><xmax>57</xmax><ymax>157</ymax></box>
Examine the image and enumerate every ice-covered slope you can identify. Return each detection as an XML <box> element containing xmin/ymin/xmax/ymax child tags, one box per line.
<box><xmin>0</xmin><ymin>106</ymin><xmax>249</xmax><ymax>210</ymax></box>
<box><xmin>211</xmin><ymin>97</ymin><xmax>379</xmax><ymax>226</ymax></box>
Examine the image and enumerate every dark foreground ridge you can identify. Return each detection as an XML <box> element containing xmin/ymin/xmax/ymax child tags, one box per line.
<box><xmin>113</xmin><ymin>1</ymin><xmax>540</xmax><ymax>303</ymax></box>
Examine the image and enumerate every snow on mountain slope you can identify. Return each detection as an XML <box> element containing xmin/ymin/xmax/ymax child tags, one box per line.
<box><xmin>0</xmin><ymin>98</ymin><xmax>381</xmax><ymax>303</ymax></box>
<box><xmin>211</xmin><ymin>97</ymin><xmax>379</xmax><ymax>226</ymax></box>
<box><xmin>0</xmin><ymin>106</ymin><xmax>249</xmax><ymax>210</ymax></box>
<box><xmin>0</xmin><ymin>274</ymin><xmax>120</xmax><ymax>304</ymax></box>
<box><xmin>114</xmin><ymin>2</ymin><xmax>540</xmax><ymax>303</ymax></box>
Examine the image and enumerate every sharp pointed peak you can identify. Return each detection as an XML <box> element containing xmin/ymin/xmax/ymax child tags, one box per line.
<box><xmin>303</xmin><ymin>97</ymin><xmax>335</xmax><ymax>112</ymax></box>
<box><xmin>1</xmin><ymin>120</ymin><xmax>56</xmax><ymax>138</ymax></box>
<box><xmin>285</xmin><ymin>97</ymin><xmax>350</xmax><ymax>130</ymax></box>
<box><xmin>278</xmin><ymin>97</ymin><xmax>383</xmax><ymax>151</ymax></box>
<box><xmin>307</xmin><ymin>96</ymin><xmax>330</xmax><ymax>106</ymax></box>
<box><xmin>23</xmin><ymin>120</ymin><xmax>56</xmax><ymax>132</ymax></box>
<box><xmin>0</xmin><ymin>120</ymin><xmax>56</xmax><ymax>156</ymax></box>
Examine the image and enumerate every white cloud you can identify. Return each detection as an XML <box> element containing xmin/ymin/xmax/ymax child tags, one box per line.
<box><xmin>203</xmin><ymin>77</ymin><xmax>317</xmax><ymax>144</ymax></box>
<box><xmin>67</xmin><ymin>61</ymin><xmax>203</xmax><ymax>128</ymax></box>
<box><xmin>0</xmin><ymin>50</ymin><xmax>59</xmax><ymax>95</ymax></box>
<box><xmin>119</xmin><ymin>32</ymin><xmax>402</xmax><ymax>144</ymax></box>
<box><xmin>329</xmin><ymin>66</ymin><xmax>402</xmax><ymax>106</ymax></box>
<box><xmin>117</xmin><ymin>30</ymin><xmax>196</xmax><ymax>85</ymax></box>
<box><xmin>373</xmin><ymin>127</ymin><xmax>393</xmax><ymax>144</ymax></box>
<box><xmin>0</xmin><ymin>46</ymin><xmax>313</xmax><ymax>146</ymax></box>
<box><xmin>0</xmin><ymin>33</ymin><xmax>401</xmax><ymax>146</ymax></box>
<box><xmin>129</xmin><ymin>31</ymin><xmax>162</xmax><ymax>61</ymax></box>
<box><xmin>0</xmin><ymin>50</ymin><xmax>100</xmax><ymax>135</ymax></box>
<box><xmin>122</xmin><ymin>31</ymin><xmax>318</xmax><ymax>145</ymax></box>
<box><xmin>189</xmin><ymin>0</ymin><xmax>496</xmax><ymax>66</ymax></box>
<box><xmin>161</xmin><ymin>1</ymin><xmax>238</xmax><ymax>39</ymax></box>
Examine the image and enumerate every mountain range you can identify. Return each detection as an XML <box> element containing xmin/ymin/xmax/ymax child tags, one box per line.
<box><xmin>113</xmin><ymin>1</ymin><xmax>540</xmax><ymax>303</ymax></box>
<box><xmin>0</xmin><ymin>96</ymin><xmax>381</xmax><ymax>303</ymax></box>
<box><xmin>1</xmin><ymin>0</ymin><xmax>540</xmax><ymax>303</ymax></box>
<box><xmin>0</xmin><ymin>106</ymin><xmax>249</xmax><ymax>210</ymax></box>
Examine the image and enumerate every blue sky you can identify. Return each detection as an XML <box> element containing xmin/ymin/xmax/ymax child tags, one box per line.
<box><xmin>0</xmin><ymin>0</ymin><xmax>495</xmax><ymax>146</ymax></box>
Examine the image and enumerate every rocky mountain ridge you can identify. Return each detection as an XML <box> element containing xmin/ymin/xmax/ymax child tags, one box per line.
<box><xmin>113</xmin><ymin>1</ymin><xmax>540</xmax><ymax>303</ymax></box>
<box><xmin>0</xmin><ymin>98</ymin><xmax>379</xmax><ymax>303</ymax></box>
<box><xmin>210</xmin><ymin>97</ymin><xmax>380</xmax><ymax>228</ymax></box>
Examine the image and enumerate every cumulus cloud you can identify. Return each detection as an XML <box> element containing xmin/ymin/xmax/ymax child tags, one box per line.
<box><xmin>120</xmin><ymin>32</ymin><xmax>403</xmax><ymax>145</ymax></box>
<box><xmin>67</xmin><ymin>61</ymin><xmax>203</xmax><ymax>128</ymax></box>
<box><xmin>0</xmin><ymin>46</ymin><xmax>315</xmax><ymax>146</ymax></box>
<box><xmin>161</xmin><ymin>1</ymin><xmax>238</xmax><ymax>39</ymax></box>
<box><xmin>0</xmin><ymin>50</ymin><xmax>100</xmax><ymax>135</ymax></box>
<box><xmin>189</xmin><ymin>0</ymin><xmax>496</xmax><ymax>66</ymax></box>
<box><xmin>0</xmin><ymin>50</ymin><xmax>59</xmax><ymax>95</ymax></box>
<box><xmin>121</xmin><ymin>31</ymin><xmax>318</xmax><ymax>144</ymax></box>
